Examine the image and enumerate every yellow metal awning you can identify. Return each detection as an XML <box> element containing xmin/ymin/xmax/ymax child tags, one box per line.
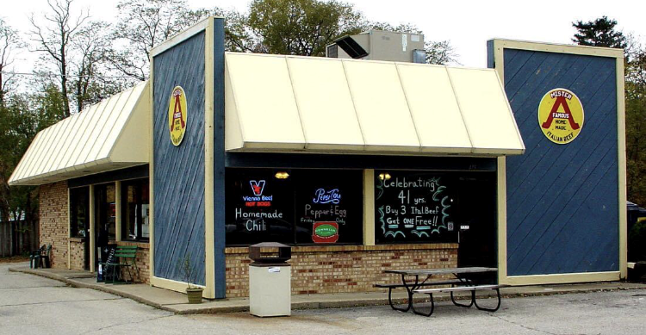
<box><xmin>9</xmin><ymin>81</ymin><xmax>150</xmax><ymax>186</ymax></box>
<box><xmin>225</xmin><ymin>53</ymin><xmax>524</xmax><ymax>156</ymax></box>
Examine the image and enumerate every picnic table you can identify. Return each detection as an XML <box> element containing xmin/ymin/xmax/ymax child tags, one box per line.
<box><xmin>377</xmin><ymin>267</ymin><xmax>503</xmax><ymax>317</ymax></box>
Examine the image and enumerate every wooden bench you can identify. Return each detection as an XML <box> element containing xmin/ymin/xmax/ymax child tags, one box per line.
<box><xmin>104</xmin><ymin>245</ymin><xmax>138</xmax><ymax>284</ymax></box>
<box><xmin>375</xmin><ymin>279</ymin><xmax>465</xmax><ymax>312</ymax></box>
<box><xmin>412</xmin><ymin>284</ymin><xmax>505</xmax><ymax>316</ymax></box>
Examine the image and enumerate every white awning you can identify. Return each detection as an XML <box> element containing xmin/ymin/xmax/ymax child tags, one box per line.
<box><xmin>225</xmin><ymin>53</ymin><xmax>524</xmax><ymax>156</ymax></box>
<box><xmin>9</xmin><ymin>81</ymin><xmax>150</xmax><ymax>186</ymax></box>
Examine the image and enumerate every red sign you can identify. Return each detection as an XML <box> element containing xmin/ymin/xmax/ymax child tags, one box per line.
<box><xmin>312</xmin><ymin>221</ymin><xmax>339</xmax><ymax>243</ymax></box>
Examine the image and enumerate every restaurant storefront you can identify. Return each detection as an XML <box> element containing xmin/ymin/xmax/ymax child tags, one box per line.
<box><xmin>9</xmin><ymin>17</ymin><xmax>627</xmax><ymax>300</ymax></box>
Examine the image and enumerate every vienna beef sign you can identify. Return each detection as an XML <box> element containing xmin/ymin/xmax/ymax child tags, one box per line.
<box><xmin>538</xmin><ymin>88</ymin><xmax>584</xmax><ymax>145</ymax></box>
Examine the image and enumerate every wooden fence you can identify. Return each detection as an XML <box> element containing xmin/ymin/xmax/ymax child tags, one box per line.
<box><xmin>0</xmin><ymin>220</ymin><xmax>39</xmax><ymax>257</ymax></box>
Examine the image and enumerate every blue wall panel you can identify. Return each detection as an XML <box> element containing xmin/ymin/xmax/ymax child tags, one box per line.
<box><xmin>153</xmin><ymin>32</ymin><xmax>206</xmax><ymax>285</ymax></box>
<box><xmin>499</xmin><ymin>48</ymin><xmax>618</xmax><ymax>275</ymax></box>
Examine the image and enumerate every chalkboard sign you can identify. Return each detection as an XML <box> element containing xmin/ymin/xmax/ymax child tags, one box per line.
<box><xmin>375</xmin><ymin>171</ymin><xmax>457</xmax><ymax>243</ymax></box>
<box><xmin>295</xmin><ymin>170</ymin><xmax>363</xmax><ymax>244</ymax></box>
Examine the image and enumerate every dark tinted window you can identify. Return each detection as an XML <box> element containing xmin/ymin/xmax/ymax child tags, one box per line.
<box><xmin>69</xmin><ymin>187</ymin><xmax>89</xmax><ymax>238</ymax></box>
<box><xmin>225</xmin><ymin>169</ymin><xmax>363</xmax><ymax>246</ymax></box>
<box><xmin>294</xmin><ymin>170</ymin><xmax>363</xmax><ymax>244</ymax></box>
<box><xmin>375</xmin><ymin>171</ymin><xmax>458</xmax><ymax>244</ymax></box>
<box><xmin>121</xmin><ymin>179</ymin><xmax>150</xmax><ymax>242</ymax></box>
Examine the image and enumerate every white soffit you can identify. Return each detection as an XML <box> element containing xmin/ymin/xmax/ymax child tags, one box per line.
<box><xmin>8</xmin><ymin>81</ymin><xmax>150</xmax><ymax>186</ymax></box>
<box><xmin>224</xmin><ymin>52</ymin><xmax>525</xmax><ymax>156</ymax></box>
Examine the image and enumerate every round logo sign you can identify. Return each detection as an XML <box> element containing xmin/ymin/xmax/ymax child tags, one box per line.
<box><xmin>537</xmin><ymin>88</ymin><xmax>584</xmax><ymax>145</ymax></box>
<box><xmin>168</xmin><ymin>86</ymin><xmax>187</xmax><ymax>146</ymax></box>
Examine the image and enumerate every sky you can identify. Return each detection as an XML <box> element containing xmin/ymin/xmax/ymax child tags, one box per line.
<box><xmin>2</xmin><ymin>0</ymin><xmax>646</xmax><ymax>72</ymax></box>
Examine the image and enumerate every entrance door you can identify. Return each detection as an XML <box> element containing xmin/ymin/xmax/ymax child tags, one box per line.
<box><xmin>456</xmin><ymin>175</ymin><xmax>497</xmax><ymax>269</ymax></box>
<box><xmin>70</xmin><ymin>187</ymin><xmax>91</xmax><ymax>270</ymax></box>
<box><xmin>94</xmin><ymin>184</ymin><xmax>116</xmax><ymax>270</ymax></box>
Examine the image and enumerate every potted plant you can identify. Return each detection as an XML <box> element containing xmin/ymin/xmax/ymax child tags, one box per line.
<box><xmin>178</xmin><ymin>253</ymin><xmax>203</xmax><ymax>304</ymax></box>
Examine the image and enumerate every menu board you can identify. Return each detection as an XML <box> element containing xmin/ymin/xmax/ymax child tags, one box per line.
<box><xmin>375</xmin><ymin>171</ymin><xmax>456</xmax><ymax>243</ymax></box>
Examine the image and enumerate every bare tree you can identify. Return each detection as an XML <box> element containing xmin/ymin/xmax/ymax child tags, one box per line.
<box><xmin>29</xmin><ymin>0</ymin><xmax>89</xmax><ymax>117</ymax></box>
<box><xmin>110</xmin><ymin>0</ymin><xmax>212</xmax><ymax>81</ymax></box>
<box><xmin>71</xmin><ymin>21</ymin><xmax>117</xmax><ymax>111</ymax></box>
<box><xmin>0</xmin><ymin>19</ymin><xmax>24</xmax><ymax>105</ymax></box>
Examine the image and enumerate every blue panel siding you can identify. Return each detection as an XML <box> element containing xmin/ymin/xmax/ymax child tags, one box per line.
<box><xmin>498</xmin><ymin>48</ymin><xmax>618</xmax><ymax>276</ymax></box>
<box><xmin>153</xmin><ymin>32</ymin><xmax>206</xmax><ymax>285</ymax></box>
<box><xmin>212</xmin><ymin>18</ymin><xmax>227</xmax><ymax>299</ymax></box>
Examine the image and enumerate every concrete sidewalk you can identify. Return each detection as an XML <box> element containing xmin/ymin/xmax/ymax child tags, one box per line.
<box><xmin>10</xmin><ymin>264</ymin><xmax>646</xmax><ymax>315</ymax></box>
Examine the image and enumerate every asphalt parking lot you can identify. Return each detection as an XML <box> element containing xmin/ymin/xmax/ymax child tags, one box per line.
<box><xmin>1</xmin><ymin>263</ymin><xmax>645</xmax><ymax>335</ymax></box>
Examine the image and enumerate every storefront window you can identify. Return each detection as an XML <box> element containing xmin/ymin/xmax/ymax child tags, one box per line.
<box><xmin>95</xmin><ymin>183</ymin><xmax>116</xmax><ymax>242</ymax></box>
<box><xmin>121</xmin><ymin>179</ymin><xmax>150</xmax><ymax>241</ymax></box>
<box><xmin>375</xmin><ymin>171</ymin><xmax>458</xmax><ymax>244</ymax></box>
<box><xmin>69</xmin><ymin>187</ymin><xmax>89</xmax><ymax>238</ymax></box>
<box><xmin>225</xmin><ymin>169</ymin><xmax>363</xmax><ymax>246</ymax></box>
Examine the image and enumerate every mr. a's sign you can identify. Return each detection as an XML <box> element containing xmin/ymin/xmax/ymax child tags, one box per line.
<box><xmin>538</xmin><ymin>88</ymin><xmax>584</xmax><ymax>145</ymax></box>
<box><xmin>168</xmin><ymin>86</ymin><xmax>188</xmax><ymax>146</ymax></box>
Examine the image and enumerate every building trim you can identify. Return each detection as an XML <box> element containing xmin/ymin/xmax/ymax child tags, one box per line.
<box><xmin>150</xmin><ymin>17</ymin><xmax>222</xmax><ymax>58</ymax></box>
<box><xmin>490</xmin><ymin>39</ymin><xmax>624</xmax><ymax>59</ymax></box>
<box><xmin>148</xmin><ymin>57</ymin><xmax>156</xmax><ymax>284</ymax></box>
<box><xmin>502</xmin><ymin>271</ymin><xmax>620</xmax><ymax>286</ymax></box>
<box><xmin>89</xmin><ymin>185</ymin><xmax>95</xmax><ymax>273</ymax></box>
<box><xmin>150</xmin><ymin>275</ymin><xmax>206</xmax><ymax>296</ymax></box>
<box><xmin>203</xmin><ymin>17</ymin><xmax>216</xmax><ymax>299</ymax></box>
<box><xmin>617</xmin><ymin>52</ymin><xmax>627</xmax><ymax>279</ymax></box>
<box><xmin>363</xmin><ymin>169</ymin><xmax>375</xmax><ymax>246</ymax></box>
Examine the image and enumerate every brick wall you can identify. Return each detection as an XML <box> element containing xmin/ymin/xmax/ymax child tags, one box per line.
<box><xmin>225</xmin><ymin>243</ymin><xmax>458</xmax><ymax>298</ymax></box>
<box><xmin>69</xmin><ymin>239</ymin><xmax>85</xmax><ymax>270</ymax></box>
<box><xmin>39</xmin><ymin>182</ymin><xmax>69</xmax><ymax>269</ymax></box>
<box><xmin>116</xmin><ymin>241</ymin><xmax>150</xmax><ymax>284</ymax></box>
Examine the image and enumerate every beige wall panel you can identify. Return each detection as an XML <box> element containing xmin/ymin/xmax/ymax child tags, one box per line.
<box><xmin>397</xmin><ymin>63</ymin><xmax>472</xmax><ymax>153</ymax></box>
<box><xmin>15</xmin><ymin>125</ymin><xmax>50</xmax><ymax>181</ymax></box>
<box><xmin>74</xmin><ymin>94</ymin><xmax>120</xmax><ymax>166</ymax></box>
<box><xmin>447</xmin><ymin>68</ymin><xmax>524</xmax><ymax>154</ymax></box>
<box><xmin>225</xmin><ymin>67</ymin><xmax>244</xmax><ymax>151</ymax></box>
<box><xmin>49</xmin><ymin>115</ymin><xmax>83</xmax><ymax>173</ymax></box>
<box><xmin>80</xmin><ymin>91</ymin><xmax>129</xmax><ymax>164</ymax></box>
<box><xmin>98</xmin><ymin>84</ymin><xmax>146</xmax><ymax>159</ymax></box>
<box><xmin>226</xmin><ymin>53</ymin><xmax>305</xmax><ymax>149</ymax></box>
<box><xmin>38</xmin><ymin>116</ymin><xmax>77</xmax><ymax>179</ymax></box>
<box><xmin>9</xmin><ymin>130</ymin><xmax>42</xmax><ymax>182</ymax></box>
<box><xmin>342</xmin><ymin>60</ymin><xmax>419</xmax><ymax>151</ymax></box>
<box><xmin>9</xmin><ymin>82</ymin><xmax>150</xmax><ymax>186</ymax></box>
<box><xmin>62</xmin><ymin>100</ymin><xmax>109</xmax><ymax>171</ymax></box>
<box><xmin>24</xmin><ymin>120</ymin><xmax>60</xmax><ymax>179</ymax></box>
<box><xmin>105</xmin><ymin>84</ymin><xmax>149</xmax><ymax>162</ymax></box>
<box><xmin>111</xmin><ymin>95</ymin><xmax>151</xmax><ymax>162</ymax></box>
<box><xmin>286</xmin><ymin>57</ymin><xmax>364</xmax><ymax>151</ymax></box>
<box><xmin>55</xmin><ymin>106</ymin><xmax>94</xmax><ymax>172</ymax></box>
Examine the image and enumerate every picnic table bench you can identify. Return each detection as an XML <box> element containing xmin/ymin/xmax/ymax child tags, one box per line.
<box><xmin>103</xmin><ymin>245</ymin><xmax>139</xmax><ymax>284</ymax></box>
<box><xmin>377</xmin><ymin>267</ymin><xmax>504</xmax><ymax>317</ymax></box>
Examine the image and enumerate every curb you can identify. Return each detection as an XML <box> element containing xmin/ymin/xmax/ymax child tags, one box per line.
<box><xmin>9</xmin><ymin>267</ymin><xmax>646</xmax><ymax>315</ymax></box>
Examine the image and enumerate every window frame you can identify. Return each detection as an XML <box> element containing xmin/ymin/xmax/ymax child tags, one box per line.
<box><xmin>120</xmin><ymin>178</ymin><xmax>150</xmax><ymax>242</ymax></box>
<box><xmin>69</xmin><ymin>186</ymin><xmax>90</xmax><ymax>238</ymax></box>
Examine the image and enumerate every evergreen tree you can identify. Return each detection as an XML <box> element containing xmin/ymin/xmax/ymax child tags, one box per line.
<box><xmin>572</xmin><ymin>16</ymin><xmax>626</xmax><ymax>49</ymax></box>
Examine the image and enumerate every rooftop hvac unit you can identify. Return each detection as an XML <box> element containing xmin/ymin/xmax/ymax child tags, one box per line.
<box><xmin>326</xmin><ymin>30</ymin><xmax>426</xmax><ymax>63</ymax></box>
